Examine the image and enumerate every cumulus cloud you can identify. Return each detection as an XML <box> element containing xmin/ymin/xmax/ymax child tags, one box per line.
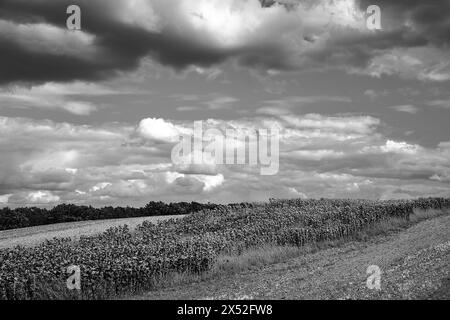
<box><xmin>1</xmin><ymin>111</ymin><xmax>449</xmax><ymax>207</ymax></box>
<box><xmin>26</xmin><ymin>191</ymin><xmax>60</xmax><ymax>204</ymax></box>
<box><xmin>362</xmin><ymin>140</ymin><xmax>421</xmax><ymax>155</ymax></box>
<box><xmin>1</xmin><ymin>1</ymin><xmax>449</xmax><ymax>207</ymax></box>
<box><xmin>1</xmin><ymin>0</ymin><xmax>449</xmax><ymax>84</ymax></box>
<box><xmin>0</xmin><ymin>194</ymin><xmax>12</xmax><ymax>204</ymax></box>
<box><xmin>138</xmin><ymin>118</ymin><xmax>190</xmax><ymax>143</ymax></box>
<box><xmin>0</xmin><ymin>0</ymin><xmax>301</xmax><ymax>83</ymax></box>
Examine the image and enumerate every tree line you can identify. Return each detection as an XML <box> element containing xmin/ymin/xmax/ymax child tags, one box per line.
<box><xmin>0</xmin><ymin>201</ymin><xmax>219</xmax><ymax>231</ymax></box>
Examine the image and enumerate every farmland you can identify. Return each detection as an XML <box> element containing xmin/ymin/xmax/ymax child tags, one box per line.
<box><xmin>141</xmin><ymin>211</ymin><xmax>450</xmax><ymax>300</ymax></box>
<box><xmin>0</xmin><ymin>197</ymin><xmax>449</xmax><ymax>300</ymax></box>
<box><xmin>0</xmin><ymin>202</ymin><xmax>216</xmax><ymax>231</ymax></box>
<box><xmin>0</xmin><ymin>215</ymin><xmax>184</xmax><ymax>250</ymax></box>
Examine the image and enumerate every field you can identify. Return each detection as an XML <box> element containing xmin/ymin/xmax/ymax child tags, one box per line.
<box><xmin>0</xmin><ymin>198</ymin><xmax>449</xmax><ymax>300</ymax></box>
<box><xmin>139</xmin><ymin>210</ymin><xmax>450</xmax><ymax>300</ymax></box>
<box><xmin>0</xmin><ymin>215</ymin><xmax>184</xmax><ymax>249</ymax></box>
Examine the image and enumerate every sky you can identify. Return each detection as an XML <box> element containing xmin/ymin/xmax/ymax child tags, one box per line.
<box><xmin>0</xmin><ymin>0</ymin><xmax>449</xmax><ymax>207</ymax></box>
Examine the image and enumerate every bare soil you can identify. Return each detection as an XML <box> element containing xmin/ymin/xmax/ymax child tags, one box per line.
<box><xmin>138</xmin><ymin>214</ymin><xmax>450</xmax><ymax>300</ymax></box>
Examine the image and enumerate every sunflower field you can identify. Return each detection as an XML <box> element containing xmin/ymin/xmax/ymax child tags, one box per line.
<box><xmin>0</xmin><ymin>197</ymin><xmax>449</xmax><ymax>300</ymax></box>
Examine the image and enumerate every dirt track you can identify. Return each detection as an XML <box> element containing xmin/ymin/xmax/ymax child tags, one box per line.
<box><xmin>140</xmin><ymin>214</ymin><xmax>450</xmax><ymax>300</ymax></box>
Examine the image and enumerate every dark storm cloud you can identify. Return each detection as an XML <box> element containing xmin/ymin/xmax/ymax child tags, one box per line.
<box><xmin>0</xmin><ymin>0</ymin><xmax>151</xmax><ymax>84</ymax></box>
<box><xmin>278</xmin><ymin>0</ymin><xmax>450</xmax><ymax>77</ymax></box>
<box><xmin>0</xmin><ymin>0</ymin><xmax>286</xmax><ymax>85</ymax></box>
<box><xmin>301</xmin><ymin>25</ymin><xmax>429</xmax><ymax>71</ymax></box>
<box><xmin>0</xmin><ymin>1</ymin><xmax>207</xmax><ymax>84</ymax></box>
<box><xmin>1</xmin><ymin>0</ymin><xmax>449</xmax><ymax>85</ymax></box>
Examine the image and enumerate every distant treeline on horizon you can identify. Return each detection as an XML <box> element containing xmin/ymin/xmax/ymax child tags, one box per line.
<box><xmin>1</xmin><ymin>197</ymin><xmax>448</xmax><ymax>232</ymax></box>
<box><xmin>0</xmin><ymin>201</ymin><xmax>221</xmax><ymax>231</ymax></box>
